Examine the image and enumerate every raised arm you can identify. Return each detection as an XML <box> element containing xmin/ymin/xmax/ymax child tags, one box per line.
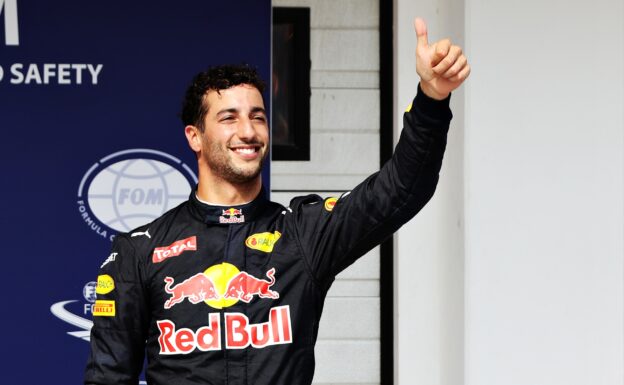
<box><xmin>288</xmin><ymin>17</ymin><xmax>470</xmax><ymax>285</ymax></box>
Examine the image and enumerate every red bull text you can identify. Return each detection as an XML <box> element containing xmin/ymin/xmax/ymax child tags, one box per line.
<box><xmin>157</xmin><ymin>305</ymin><xmax>292</xmax><ymax>353</ymax></box>
<box><xmin>219</xmin><ymin>208</ymin><xmax>245</xmax><ymax>224</ymax></box>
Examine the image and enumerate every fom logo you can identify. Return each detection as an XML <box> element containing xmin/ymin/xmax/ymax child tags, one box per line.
<box><xmin>0</xmin><ymin>0</ymin><xmax>19</xmax><ymax>46</ymax></box>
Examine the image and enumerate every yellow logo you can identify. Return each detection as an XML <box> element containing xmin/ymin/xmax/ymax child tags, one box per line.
<box><xmin>93</xmin><ymin>300</ymin><xmax>116</xmax><ymax>316</ymax></box>
<box><xmin>324</xmin><ymin>197</ymin><xmax>338</xmax><ymax>212</ymax></box>
<box><xmin>245</xmin><ymin>231</ymin><xmax>282</xmax><ymax>253</ymax></box>
<box><xmin>202</xmin><ymin>263</ymin><xmax>241</xmax><ymax>309</ymax></box>
<box><xmin>96</xmin><ymin>275</ymin><xmax>115</xmax><ymax>295</ymax></box>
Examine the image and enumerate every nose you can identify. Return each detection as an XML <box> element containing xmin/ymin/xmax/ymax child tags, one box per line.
<box><xmin>236</xmin><ymin>117</ymin><xmax>257</xmax><ymax>141</ymax></box>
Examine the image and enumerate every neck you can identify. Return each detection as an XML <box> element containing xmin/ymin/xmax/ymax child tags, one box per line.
<box><xmin>195</xmin><ymin>172</ymin><xmax>262</xmax><ymax>206</ymax></box>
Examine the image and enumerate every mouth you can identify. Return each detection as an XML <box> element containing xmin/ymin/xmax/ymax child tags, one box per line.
<box><xmin>229</xmin><ymin>144</ymin><xmax>262</xmax><ymax>159</ymax></box>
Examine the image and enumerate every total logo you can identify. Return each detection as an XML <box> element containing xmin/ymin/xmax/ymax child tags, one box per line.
<box><xmin>159</xmin><ymin>263</ymin><xmax>290</xmax><ymax>354</ymax></box>
<box><xmin>77</xmin><ymin>149</ymin><xmax>197</xmax><ymax>242</ymax></box>
<box><xmin>50</xmin><ymin>281</ymin><xmax>98</xmax><ymax>342</ymax></box>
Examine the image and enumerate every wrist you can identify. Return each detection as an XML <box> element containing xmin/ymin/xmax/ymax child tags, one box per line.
<box><xmin>419</xmin><ymin>81</ymin><xmax>449</xmax><ymax>101</ymax></box>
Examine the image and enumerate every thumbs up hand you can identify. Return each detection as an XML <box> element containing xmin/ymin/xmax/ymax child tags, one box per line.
<box><xmin>415</xmin><ymin>17</ymin><xmax>470</xmax><ymax>100</ymax></box>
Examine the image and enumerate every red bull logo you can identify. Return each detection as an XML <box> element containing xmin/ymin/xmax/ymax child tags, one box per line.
<box><xmin>223</xmin><ymin>268</ymin><xmax>279</xmax><ymax>303</ymax></box>
<box><xmin>219</xmin><ymin>208</ymin><xmax>245</xmax><ymax>224</ymax></box>
<box><xmin>162</xmin><ymin>263</ymin><xmax>279</xmax><ymax>310</ymax></box>
<box><xmin>157</xmin><ymin>305</ymin><xmax>292</xmax><ymax>354</ymax></box>
<box><xmin>153</xmin><ymin>236</ymin><xmax>197</xmax><ymax>263</ymax></box>
<box><xmin>163</xmin><ymin>273</ymin><xmax>219</xmax><ymax>309</ymax></box>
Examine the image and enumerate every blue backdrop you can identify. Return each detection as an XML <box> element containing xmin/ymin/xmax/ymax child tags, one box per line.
<box><xmin>0</xmin><ymin>1</ymin><xmax>271</xmax><ymax>383</ymax></box>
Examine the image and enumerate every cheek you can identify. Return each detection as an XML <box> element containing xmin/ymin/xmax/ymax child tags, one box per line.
<box><xmin>257</xmin><ymin>125</ymin><xmax>270</xmax><ymax>144</ymax></box>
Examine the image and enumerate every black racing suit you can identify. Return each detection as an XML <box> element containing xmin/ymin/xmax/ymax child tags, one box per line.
<box><xmin>84</xmin><ymin>88</ymin><xmax>452</xmax><ymax>385</ymax></box>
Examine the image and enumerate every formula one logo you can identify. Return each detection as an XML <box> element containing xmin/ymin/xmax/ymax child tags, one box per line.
<box><xmin>153</xmin><ymin>236</ymin><xmax>197</xmax><ymax>263</ymax></box>
<box><xmin>77</xmin><ymin>149</ymin><xmax>197</xmax><ymax>242</ymax></box>
<box><xmin>324</xmin><ymin>197</ymin><xmax>338</xmax><ymax>212</ymax></box>
<box><xmin>50</xmin><ymin>281</ymin><xmax>98</xmax><ymax>342</ymax></box>
<box><xmin>163</xmin><ymin>263</ymin><xmax>279</xmax><ymax>310</ymax></box>
<box><xmin>219</xmin><ymin>208</ymin><xmax>245</xmax><ymax>224</ymax></box>
<box><xmin>0</xmin><ymin>0</ymin><xmax>19</xmax><ymax>46</ymax></box>
<box><xmin>158</xmin><ymin>306</ymin><xmax>292</xmax><ymax>354</ymax></box>
<box><xmin>245</xmin><ymin>231</ymin><xmax>281</xmax><ymax>253</ymax></box>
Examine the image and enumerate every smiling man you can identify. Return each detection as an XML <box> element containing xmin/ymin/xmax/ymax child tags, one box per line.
<box><xmin>85</xmin><ymin>18</ymin><xmax>470</xmax><ymax>385</ymax></box>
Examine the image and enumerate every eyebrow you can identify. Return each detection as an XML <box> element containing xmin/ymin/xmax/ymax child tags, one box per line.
<box><xmin>216</xmin><ymin>106</ymin><xmax>266</xmax><ymax>116</ymax></box>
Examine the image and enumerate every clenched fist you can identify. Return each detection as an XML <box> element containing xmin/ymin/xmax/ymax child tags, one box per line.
<box><xmin>415</xmin><ymin>17</ymin><xmax>470</xmax><ymax>100</ymax></box>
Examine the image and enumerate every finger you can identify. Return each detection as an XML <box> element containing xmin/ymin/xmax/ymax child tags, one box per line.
<box><xmin>431</xmin><ymin>39</ymin><xmax>451</xmax><ymax>67</ymax></box>
<box><xmin>441</xmin><ymin>54</ymin><xmax>467</xmax><ymax>79</ymax></box>
<box><xmin>414</xmin><ymin>17</ymin><xmax>429</xmax><ymax>49</ymax></box>
<box><xmin>432</xmin><ymin>43</ymin><xmax>460</xmax><ymax>74</ymax></box>
<box><xmin>449</xmin><ymin>64</ymin><xmax>471</xmax><ymax>83</ymax></box>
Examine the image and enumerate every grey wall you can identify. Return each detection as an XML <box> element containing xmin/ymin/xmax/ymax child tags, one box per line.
<box><xmin>395</xmin><ymin>0</ymin><xmax>624</xmax><ymax>384</ymax></box>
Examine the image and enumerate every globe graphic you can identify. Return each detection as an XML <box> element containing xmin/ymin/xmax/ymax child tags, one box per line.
<box><xmin>87</xmin><ymin>158</ymin><xmax>193</xmax><ymax>232</ymax></box>
<box><xmin>83</xmin><ymin>281</ymin><xmax>98</xmax><ymax>303</ymax></box>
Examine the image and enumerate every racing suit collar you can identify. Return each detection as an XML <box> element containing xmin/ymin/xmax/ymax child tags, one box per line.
<box><xmin>188</xmin><ymin>187</ymin><xmax>268</xmax><ymax>225</ymax></box>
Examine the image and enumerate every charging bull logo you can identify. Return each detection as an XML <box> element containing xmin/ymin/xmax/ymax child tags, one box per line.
<box><xmin>223</xmin><ymin>268</ymin><xmax>279</xmax><ymax>303</ymax></box>
<box><xmin>163</xmin><ymin>263</ymin><xmax>279</xmax><ymax>310</ymax></box>
<box><xmin>163</xmin><ymin>273</ymin><xmax>219</xmax><ymax>309</ymax></box>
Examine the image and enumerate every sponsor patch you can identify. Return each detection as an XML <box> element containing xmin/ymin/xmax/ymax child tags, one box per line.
<box><xmin>219</xmin><ymin>208</ymin><xmax>245</xmax><ymax>224</ymax></box>
<box><xmin>131</xmin><ymin>229</ymin><xmax>151</xmax><ymax>238</ymax></box>
<box><xmin>324</xmin><ymin>197</ymin><xmax>338</xmax><ymax>212</ymax></box>
<box><xmin>96</xmin><ymin>275</ymin><xmax>115</xmax><ymax>295</ymax></box>
<box><xmin>245</xmin><ymin>231</ymin><xmax>281</xmax><ymax>253</ymax></box>
<box><xmin>100</xmin><ymin>252</ymin><xmax>117</xmax><ymax>268</ymax></box>
<box><xmin>157</xmin><ymin>305</ymin><xmax>292</xmax><ymax>354</ymax></box>
<box><xmin>93</xmin><ymin>300</ymin><xmax>116</xmax><ymax>317</ymax></box>
<box><xmin>153</xmin><ymin>236</ymin><xmax>197</xmax><ymax>263</ymax></box>
<box><xmin>163</xmin><ymin>264</ymin><xmax>279</xmax><ymax>310</ymax></box>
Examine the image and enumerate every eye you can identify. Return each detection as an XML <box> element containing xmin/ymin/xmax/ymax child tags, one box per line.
<box><xmin>252</xmin><ymin>114</ymin><xmax>267</xmax><ymax>122</ymax></box>
<box><xmin>220</xmin><ymin>115</ymin><xmax>235</xmax><ymax>122</ymax></box>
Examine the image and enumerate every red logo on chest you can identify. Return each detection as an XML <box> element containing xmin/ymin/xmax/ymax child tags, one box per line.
<box><xmin>152</xmin><ymin>236</ymin><xmax>197</xmax><ymax>263</ymax></box>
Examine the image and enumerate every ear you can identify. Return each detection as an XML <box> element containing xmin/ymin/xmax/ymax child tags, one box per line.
<box><xmin>184</xmin><ymin>125</ymin><xmax>202</xmax><ymax>153</ymax></box>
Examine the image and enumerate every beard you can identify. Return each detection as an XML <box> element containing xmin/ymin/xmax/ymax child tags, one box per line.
<box><xmin>204</xmin><ymin>140</ymin><xmax>265</xmax><ymax>185</ymax></box>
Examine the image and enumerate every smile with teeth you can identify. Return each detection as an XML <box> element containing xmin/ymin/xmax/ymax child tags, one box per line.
<box><xmin>233</xmin><ymin>147</ymin><xmax>256</xmax><ymax>154</ymax></box>
<box><xmin>230</xmin><ymin>145</ymin><xmax>261</xmax><ymax>157</ymax></box>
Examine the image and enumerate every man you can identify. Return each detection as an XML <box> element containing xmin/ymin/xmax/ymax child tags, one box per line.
<box><xmin>85</xmin><ymin>17</ymin><xmax>469</xmax><ymax>385</ymax></box>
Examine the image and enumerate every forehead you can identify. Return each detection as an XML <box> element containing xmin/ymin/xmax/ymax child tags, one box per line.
<box><xmin>203</xmin><ymin>84</ymin><xmax>264</xmax><ymax>113</ymax></box>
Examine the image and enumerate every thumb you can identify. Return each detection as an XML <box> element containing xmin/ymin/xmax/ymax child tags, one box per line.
<box><xmin>414</xmin><ymin>17</ymin><xmax>428</xmax><ymax>49</ymax></box>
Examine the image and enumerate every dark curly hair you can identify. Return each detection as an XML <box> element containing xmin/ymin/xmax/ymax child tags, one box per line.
<box><xmin>180</xmin><ymin>64</ymin><xmax>266</xmax><ymax>131</ymax></box>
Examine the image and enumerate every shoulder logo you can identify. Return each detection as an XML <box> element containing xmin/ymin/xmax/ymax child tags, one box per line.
<box><xmin>95</xmin><ymin>275</ymin><xmax>115</xmax><ymax>295</ymax></box>
<box><xmin>100</xmin><ymin>252</ymin><xmax>117</xmax><ymax>268</ymax></box>
<box><xmin>77</xmin><ymin>149</ymin><xmax>197</xmax><ymax>242</ymax></box>
<box><xmin>131</xmin><ymin>229</ymin><xmax>151</xmax><ymax>238</ymax></box>
<box><xmin>324</xmin><ymin>197</ymin><xmax>338</xmax><ymax>212</ymax></box>
<box><xmin>93</xmin><ymin>300</ymin><xmax>115</xmax><ymax>317</ymax></box>
<box><xmin>245</xmin><ymin>231</ymin><xmax>281</xmax><ymax>253</ymax></box>
<box><xmin>153</xmin><ymin>236</ymin><xmax>197</xmax><ymax>263</ymax></box>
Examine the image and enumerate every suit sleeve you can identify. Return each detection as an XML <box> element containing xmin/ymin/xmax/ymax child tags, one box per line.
<box><xmin>84</xmin><ymin>235</ymin><xmax>150</xmax><ymax>385</ymax></box>
<box><xmin>289</xmin><ymin>86</ymin><xmax>452</xmax><ymax>285</ymax></box>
